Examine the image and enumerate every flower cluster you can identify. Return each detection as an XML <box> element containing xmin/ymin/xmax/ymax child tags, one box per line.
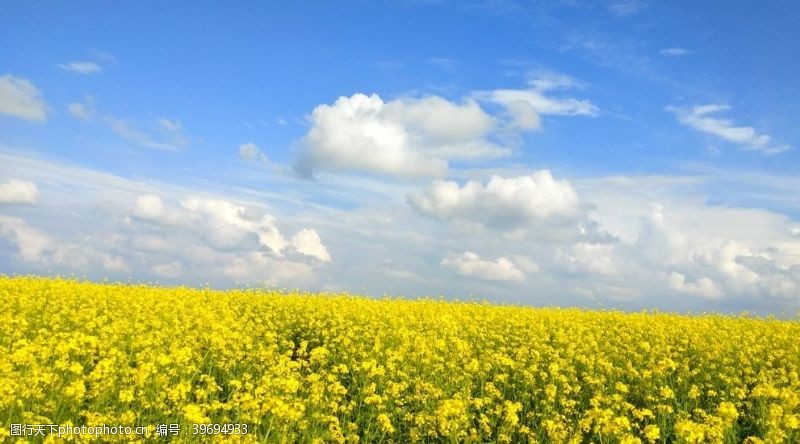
<box><xmin>0</xmin><ymin>277</ymin><xmax>798</xmax><ymax>442</ymax></box>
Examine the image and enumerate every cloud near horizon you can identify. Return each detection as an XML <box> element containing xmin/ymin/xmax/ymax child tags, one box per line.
<box><xmin>1</xmin><ymin>151</ymin><xmax>800</xmax><ymax>312</ymax></box>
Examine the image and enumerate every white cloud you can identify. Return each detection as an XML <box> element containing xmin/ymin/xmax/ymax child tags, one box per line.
<box><xmin>668</xmin><ymin>272</ymin><xmax>723</xmax><ymax>299</ymax></box>
<box><xmin>88</xmin><ymin>49</ymin><xmax>118</xmax><ymax>65</ymax></box>
<box><xmin>409</xmin><ymin>171</ymin><xmax>579</xmax><ymax>228</ymax></box>
<box><xmin>180</xmin><ymin>197</ymin><xmax>288</xmax><ymax>254</ymax></box>
<box><xmin>238</xmin><ymin>142</ymin><xmax>269</xmax><ymax>163</ymax></box>
<box><xmin>239</xmin><ymin>142</ymin><xmax>259</xmax><ymax>160</ymax></box>
<box><xmin>557</xmin><ymin>242</ymin><xmax>620</xmax><ymax>276</ymax></box>
<box><xmin>158</xmin><ymin>118</ymin><xmax>182</xmax><ymax>134</ymax></box>
<box><xmin>503</xmin><ymin>100</ymin><xmax>541</xmax><ymax>131</ymax></box>
<box><xmin>106</xmin><ymin>116</ymin><xmax>190</xmax><ymax>151</ymax></box>
<box><xmin>441</xmin><ymin>251</ymin><xmax>524</xmax><ymax>282</ymax></box>
<box><xmin>67</xmin><ymin>96</ymin><xmax>96</xmax><ymax>121</ymax></box>
<box><xmin>291</xmin><ymin>229</ymin><xmax>331</xmax><ymax>262</ymax></box>
<box><xmin>296</xmin><ymin>93</ymin><xmax>507</xmax><ymax>178</ymax></box>
<box><xmin>0</xmin><ymin>215</ymin><xmax>130</xmax><ymax>273</ymax></box>
<box><xmin>139</xmin><ymin>194</ymin><xmax>331</xmax><ymax>269</ymax></box>
<box><xmin>0</xmin><ymin>74</ymin><xmax>47</xmax><ymax>122</ymax></box>
<box><xmin>131</xmin><ymin>194</ymin><xmax>166</xmax><ymax>221</ymax></box>
<box><xmin>475</xmin><ymin>72</ymin><xmax>598</xmax><ymax>120</ymax></box>
<box><xmin>132</xmin><ymin>235</ymin><xmax>168</xmax><ymax>252</ymax></box>
<box><xmin>660</xmin><ymin>48</ymin><xmax>691</xmax><ymax>56</ymax></box>
<box><xmin>66</xmin><ymin>96</ymin><xmax>188</xmax><ymax>150</ymax></box>
<box><xmin>669</xmin><ymin>104</ymin><xmax>790</xmax><ymax>154</ymax></box>
<box><xmin>575</xmin><ymin>178</ymin><xmax>800</xmax><ymax>304</ymax></box>
<box><xmin>153</xmin><ymin>261</ymin><xmax>183</xmax><ymax>278</ymax></box>
<box><xmin>0</xmin><ymin>216</ymin><xmax>52</xmax><ymax>262</ymax></box>
<box><xmin>101</xmin><ymin>255</ymin><xmax>129</xmax><ymax>272</ymax></box>
<box><xmin>0</xmin><ymin>179</ymin><xmax>39</xmax><ymax>204</ymax></box>
<box><xmin>0</xmin><ymin>152</ymin><xmax>333</xmax><ymax>288</ymax></box>
<box><xmin>224</xmin><ymin>251</ymin><xmax>314</xmax><ymax>286</ymax></box>
<box><xmin>58</xmin><ymin>61</ymin><xmax>102</xmax><ymax>74</ymax></box>
<box><xmin>4</xmin><ymin>151</ymin><xmax>800</xmax><ymax>311</ymax></box>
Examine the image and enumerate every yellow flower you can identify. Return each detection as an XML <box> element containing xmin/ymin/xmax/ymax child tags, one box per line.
<box><xmin>377</xmin><ymin>414</ymin><xmax>395</xmax><ymax>434</ymax></box>
<box><xmin>643</xmin><ymin>424</ymin><xmax>660</xmax><ymax>443</ymax></box>
<box><xmin>2</xmin><ymin>277</ymin><xmax>799</xmax><ymax>443</ymax></box>
<box><xmin>717</xmin><ymin>401</ymin><xmax>739</xmax><ymax>424</ymax></box>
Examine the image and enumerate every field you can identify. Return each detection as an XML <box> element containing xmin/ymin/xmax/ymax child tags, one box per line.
<box><xmin>0</xmin><ymin>277</ymin><xmax>798</xmax><ymax>443</ymax></box>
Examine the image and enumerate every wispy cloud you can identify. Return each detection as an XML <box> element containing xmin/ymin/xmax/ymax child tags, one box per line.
<box><xmin>660</xmin><ymin>47</ymin><xmax>691</xmax><ymax>57</ymax></box>
<box><xmin>88</xmin><ymin>49</ymin><xmax>118</xmax><ymax>65</ymax></box>
<box><xmin>0</xmin><ymin>74</ymin><xmax>48</xmax><ymax>122</ymax></box>
<box><xmin>106</xmin><ymin>117</ymin><xmax>190</xmax><ymax>151</ymax></box>
<box><xmin>606</xmin><ymin>0</ymin><xmax>647</xmax><ymax>17</ymax></box>
<box><xmin>59</xmin><ymin>50</ymin><xmax>117</xmax><ymax>75</ymax></box>
<box><xmin>58</xmin><ymin>61</ymin><xmax>103</xmax><ymax>75</ymax></box>
<box><xmin>474</xmin><ymin>71</ymin><xmax>598</xmax><ymax>129</ymax></box>
<box><xmin>67</xmin><ymin>97</ymin><xmax>190</xmax><ymax>150</ymax></box>
<box><xmin>668</xmin><ymin>104</ymin><xmax>790</xmax><ymax>154</ymax></box>
<box><xmin>67</xmin><ymin>96</ymin><xmax>95</xmax><ymax>121</ymax></box>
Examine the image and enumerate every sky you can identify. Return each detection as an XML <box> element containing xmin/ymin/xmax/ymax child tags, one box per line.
<box><xmin>1</xmin><ymin>0</ymin><xmax>799</xmax><ymax>314</ymax></box>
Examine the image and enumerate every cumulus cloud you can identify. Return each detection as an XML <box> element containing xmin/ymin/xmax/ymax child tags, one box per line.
<box><xmin>441</xmin><ymin>251</ymin><xmax>525</xmax><ymax>282</ymax></box>
<box><xmin>0</xmin><ymin>179</ymin><xmax>39</xmax><ymax>204</ymax></box>
<box><xmin>128</xmin><ymin>193</ymin><xmax>332</xmax><ymax>263</ymax></box>
<box><xmin>669</xmin><ymin>104</ymin><xmax>790</xmax><ymax>154</ymax></box>
<box><xmin>4</xmin><ymin>151</ymin><xmax>800</xmax><ymax>311</ymax></box>
<box><xmin>296</xmin><ymin>93</ymin><xmax>507</xmax><ymax>178</ymax></box>
<box><xmin>0</xmin><ymin>216</ymin><xmax>53</xmax><ymax>262</ymax></box>
<box><xmin>667</xmin><ymin>272</ymin><xmax>723</xmax><ymax>299</ymax></box>
<box><xmin>131</xmin><ymin>194</ymin><xmax>167</xmax><ymax>221</ymax></box>
<box><xmin>475</xmin><ymin>72</ymin><xmax>598</xmax><ymax>124</ymax></box>
<box><xmin>0</xmin><ymin>74</ymin><xmax>47</xmax><ymax>122</ymax></box>
<box><xmin>409</xmin><ymin>171</ymin><xmax>579</xmax><ymax>228</ymax></box>
<box><xmin>0</xmin><ymin>215</ymin><xmax>128</xmax><ymax>273</ymax></box>
<box><xmin>574</xmin><ymin>181</ymin><xmax>800</xmax><ymax>304</ymax></box>
<box><xmin>180</xmin><ymin>197</ymin><xmax>289</xmax><ymax>254</ymax></box>
<box><xmin>0</xmin><ymin>153</ymin><xmax>336</xmax><ymax>288</ymax></box>
<box><xmin>557</xmin><ymin>242</ymin><xmax>620</xmax><ymax>276</ymax></box>
<box><xmin>58</xmin><ymin>61</ymin><xmax>102</xmax><ymax>74</ymax></box>
<box><xmin>291</xmin><ymin>229</ymin><xmax>331</xmax><ymax>262</ymax></box>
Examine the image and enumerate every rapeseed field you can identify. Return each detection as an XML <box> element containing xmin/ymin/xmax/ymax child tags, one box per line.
<box><xmin>1</xmin><ymin>276</ymin><xmax>798</xmax><ymax>443</ymax></box>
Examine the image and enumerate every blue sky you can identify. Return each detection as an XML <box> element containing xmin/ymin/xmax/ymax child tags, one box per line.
<box><xmin>1</xmin><ymin>1</ymin><xmax>799</xmax><ymax>313</ymax></box>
